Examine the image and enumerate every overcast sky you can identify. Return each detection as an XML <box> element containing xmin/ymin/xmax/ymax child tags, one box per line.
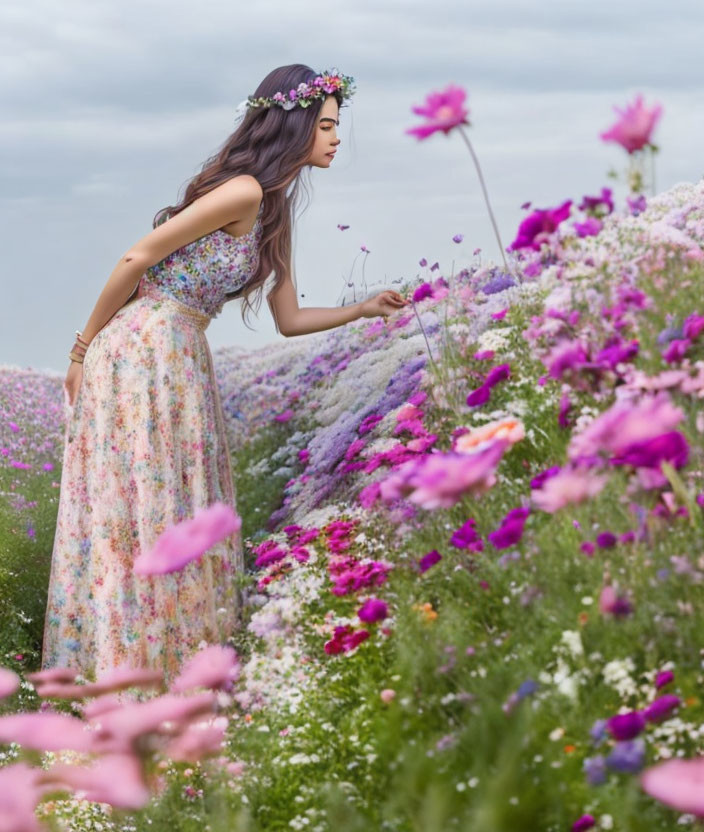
<box><xmin>2</xmin><ymin>0</ymin><xmax>703</xmax><ymax>375</ymax></box>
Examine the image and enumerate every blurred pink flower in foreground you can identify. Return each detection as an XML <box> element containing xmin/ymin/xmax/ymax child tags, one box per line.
<box><xmin>531</xmin><ymin>465</ymin><xmax>608</xmax><ymax>513</ymax></box>
<box><xmin>600</xmin><ymin>93</ymin><xmax>663</xmax><ymax>154</ymax></box>
<box><xmin>641</xmin><ymin>757</ymin><xmax>704</xmax><ymax>817</ymax></box>
<box><xmin>379</xmin><ymin>440</ymin><xmax>508</xmax><ymax>509</ymax></box>
<box><xmin>170</xmin><ymin>644</ymin><xmax>241</xmax><ymax>694</ymax></box>
<box><xmin>0</xmin><ymin>666</ymin><xmax>19</xmax><ymax>699</ymax></box>
<box><xmin>38</xmin><ymin>752</ymin><xmax>151</xmax><ymax>810</ymax></box>
<box><xmin>568</xmin><ymin>392</ymin><xmax>684</xmax><ymax>461</ymax></box>
<box><xmin>134</xmin><ymin>502</ymin><xmax>242</xmax><ymax>575</ymax></box>
<box><xmin>0</xmin><ymin>761</ymin><xmax>57</xmax><ymax>832</ymax></box>
<box><xmin>405</xmin><ymin>83</ymin><xmax>470</xmax><ymax>139</ymax></box>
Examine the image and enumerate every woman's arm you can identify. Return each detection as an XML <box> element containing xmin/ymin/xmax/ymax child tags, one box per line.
<box><xmin>267</xmin><ymin>269</ymin><xmax>408</xmax><ymax>337</ymax></box>
<box><xmin>77</xmin><ymin>176</ymin><xmax>263</xmax><ymax>346</ymax></box>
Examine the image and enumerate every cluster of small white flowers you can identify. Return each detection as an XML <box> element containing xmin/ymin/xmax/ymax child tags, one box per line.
<box><xmin>602</xmin><ymin>657</ymin><xmax>638</xmax><ymax>699</ymax></box>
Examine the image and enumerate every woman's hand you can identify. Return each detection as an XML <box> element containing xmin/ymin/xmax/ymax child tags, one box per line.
<box><xmin>64</xmin><ymin>361</ymin><xmax>84</xmax><ymax>408</ymax></box>
<box><xmin>359</xmin><ymin>290</ymin><xmax>409</xmax><ymax>320</ymax></box>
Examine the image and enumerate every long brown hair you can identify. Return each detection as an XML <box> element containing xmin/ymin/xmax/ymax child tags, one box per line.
<box><xmin>152</xmin><ymin>63</ymin><xmax>349</xmax><ymax>330</ymax></box>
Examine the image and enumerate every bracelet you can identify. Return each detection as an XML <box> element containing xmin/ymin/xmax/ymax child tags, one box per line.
<box><xmin>68</xmin><ymin>351</ymin><xmax>85</xmax><ymax>364</ymax></box>
<box><xmin>71</xmin><ymin>342</ymin><xmax>87</xmax><ymax>354</ymax></box>
<box><xmin>75</xmin><ymin>330</ymin><xmax>90</xmax><ymax>347</ymax></box>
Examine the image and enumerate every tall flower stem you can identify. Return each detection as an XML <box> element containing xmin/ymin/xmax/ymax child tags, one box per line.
<box><xmin>456</xmin><ymin>125</ymin><xmax>512</xmax><ymax>277</ymax></box>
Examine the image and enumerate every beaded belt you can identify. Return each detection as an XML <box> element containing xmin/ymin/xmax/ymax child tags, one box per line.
<box><xmin>136</xmin><ymin>280</ymin><xmax>211</xmax><ymax>332</ymax></box>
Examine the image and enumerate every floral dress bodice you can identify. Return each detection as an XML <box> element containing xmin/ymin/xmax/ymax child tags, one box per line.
<box><xmin>139</xmin><ymin>201</ymin><xmax>264</xmax><ymax>318</ymax></box>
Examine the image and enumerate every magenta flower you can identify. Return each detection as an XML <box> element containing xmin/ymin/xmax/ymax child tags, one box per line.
<box><xmin>405</xmin><ymin>84</ymin><xmax>470</xmax><ymax>139</ymax></box>
<box><xmin>578</xmin><ymin>187</ymin><xmax>614</xmax><ymax>215</ymax></box>
<box><xmin>487</xmin><ymin>506</ymin><xmax>530</xmax><ymax>550</ymax></box>
<box><xmin>600</xmin><ymin>93</ymin><xmax>663</xmax><ymax>154</ymax></box>
<box><xmin>412</xmin><ymin>282</ymin><xmax>434</xmax><ymax>302</ymax></box>
<box><xmin>324</xmin><ymin>625</ymin><xmax>370</xmax><ymax>655</ymax></box>
<box><xmin>133</xmin><ymin>502</ymin><xmax>242</xmax><ymax>576</ymax></box>
<box><xmin>466</xmin><ymin>384</ymin><xmax>491</xmax><ymax>407</ymax></box>
<box><xmin>643</xmin><ymin>694</ymin><xmax>681</xmax><ymax>724</ymax></box>
<box><xmin>572</xmin><ymin>815</ymin><xmax>596</xmax><ymax>832</ymax></box>
<box><xmin>663</xmin><ymin>337</ymin><xmax>691</xmax><ymax>363</ymax></box>
<box><xmin>452</xmin><ymin>233</ymin><xmax>464</xmax><ymax>243</ymax></box>
<box><xmin>358</xmin><ymin>598</ymin><xmax>389</xmax><ymax>623</ymax></box>
<box><xmin>609</xmin><ymin>431</ymin><xmax>689</xmax><ymax>471</ymax></box>
<box><xmin>418</xmin><ymin>549</ymin><xmax>442</xmax><ymax>573</ymax></box>
<box><xmin>449</xmin><ymin>518</ymin><xmax>484</xmax><ymax>552</ymax></box>
<box><xmin>641</xmin><ymin>757</ymin><xmax>704</xmax><ymax>816</ymax></box>
<box><xmin>274</xmin><ymin>408</ymin><xmax>294</xmax><ymax>422</ymax></box>
<box><xmin>655</xmin><ymin>670</ymin><xmax>674</xmax><ymax>689</ymax></box>
<box><xmin>607</xmin><ymin>710</ymin><xmax>646</xmax><ymax>741</ymax></box>
<box><xmin>574</xmin><ymin>217</ymin><xmax>603</xmax><ymax>238</ymax></box>
<box><xmin>683</xmin><ymin>313</ymin><xmax>704</xmax><ymax>340</ymax></box>
<box><xmin>509</xmin><ymin>200</ymin><xmax>572</xmax><ymax>251</ymax></box>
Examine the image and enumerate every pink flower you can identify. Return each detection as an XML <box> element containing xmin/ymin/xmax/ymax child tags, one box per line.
<box><xmin>405</xmin><ymin>84</ymin><xmax>470</xmax><ymax>139</ymax></box>
<box><xmin>133</xmin><ymin>502</ymin><xmax>242</xmax><ymax>575</ymax></box>
<box><xmin>600</xmin><ymin>93</ymin><xmax>663</xmax><ymax>154</ymax></box>
<box><xmin>0</xmin><ymin>711</ymin><xmax>96</xmax><ymax>752</ymax></box>
<box><xmin>379</xmin><ymin>440</ymin><xmax>507</xmax><ymax>509</ymax></box>
<box><xmin>531</xmin><ymin>465</ymin><xmax>608</xmax><ymax>513</ymax></box>
<box><xmin>568</xmin><ymin>393</ymin><xmax>684</xmax><ymax>461</ymax></box>
<box><xmin>380</xmin><ymin>688</ymin><xmax>396</xmax><ymax>704</ymax></box>
<box><xmin>33</xmin><ymin>665</ymin><xmax>164</xmax><ymax>701</ymax></box>
<box><xmin>163</xmin><ymin>717</ymin><xmax>228</xmax><ymax>763</ymax></box>
<box><xmin>574</xmin><ymin>217</ymin><xmax>603</xmax><ymax>238</ymax></box>
<box><xmin>38</xmin><ymin>752</ymin><xmax>150</xmax><ymax>810</ymax></box>
<box><xmin>88</xmin><ymin>691</ymin><xmax>219</xmax><ymax>754</ymax></box>
<box><xmin>0</xmin><ymin>762</ymin><xmax>58</xmax><ymax>832</ymax></box>
<box><xmin>509</xmin><ymin>200</ymin><xmax>572</xmax><ymax>251</ymax></box>
<box><xmin>641</xmin><ymin>757</ymin><xmax>704</xmax><ymax>816</ymax></box>
<box><xmin>0</xmin><ymin>666</ymin><xmax>20</xmax><ymax>699</ymax></box>
<box><xmin>274</xmin><ymin>408</ymin><xmax>294</xmax><ymax>422</ymax></box>
<box><xmin>170</xmin><ymin>645</ymin><xmax>241</xmax><ymax>694</ymax></box>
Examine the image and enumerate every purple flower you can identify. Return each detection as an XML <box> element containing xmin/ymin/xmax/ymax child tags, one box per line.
<box><xmin>683</xmin><ymin>313</ymin><xmax>704</xmax><ymax>340</ymax></box>
<box><xmin>481</xmin><ymin>273</ymin><xmax>516</xmax><ymax>294</ymax></box>
<box><xmin>655</xmin><ymin>670</ymin><xmax>674</xmax><ymax>689</ymax></box>
<box><xmin>517</xmin><ymin>679</ymin><xmax>538</xmax><ymax>699</ymax></box>
<box><xmin>418</xmin><ymin>549</ymin><xmax>442</xmax><ymax>573</ymax></box>
<box><xmin>605</xmin><ymin>738</ymin><xmax>646</xmax><ymax>774</ymax></box>
<box><xmin>596</xmin><ymin>531</ymin><xmax>617</xmax><ymax>548</ymax></box>
<box><xmin>610</xmin><ymin>431</ymin><xmax>689</xmax><ymax>470</ymax></box>
<box><xmin>643</xmin><ymin>694</ymin><xmax>680</xmax><ymax>724</ymax></box>
<box><xmin>487</xmin><ymin>506</ymin><xmax>530</xmax><ymax>550</ymax></box>
<box><xmin>584</xmin><ymin>755</ymin><xmax>608</xmax><ymax>785</ymax></box>
<box><xmin>607</xmin><ymin>711</ymin><xmax>646</xmax><ymax>741</ymax></box>
<box><xmin>452</xmin><ymin>234</ymin><xmax>464</xmax><ymax>243</ymax></box>
<box><xmin>357</xmin><ymin>598</ymin><xmax>389</xmax><ymax>623</ymax></box>
<box><xmin>574</xmin><ymin>217</ymin><xmax>603</xmax><ymax>238</ymax></box>
<box><xmin>509</xmin><ymin>200</ymin><xmax>573</xmax><ymax>251</ymax></box>
<box><xmin>449</xmin><ymin>518</ymin><xmax>484</xmax><ymax>552</ymax></box>
<box><xmin>572</xmin><ymin>815</ymin><xmax>596</xmax><ymax>832</ymax></box>
<box><xmin>558</xmin><ymin>394</ymin><xmax>572</xmax><ymax>428</ymax></box>
<box><xmin>590</xmin><ymin>719</ymin><xmax>608</xmax><ymax>744</ymax></box>
<box><xmin>530</xmin><ymin>465</ymin><xmax>561</xmax><ymax>489</ymax></box>
<box><xmin>485</xmin><ymin>363</ymin><xmax>511</xmax><ymax>388</ymax></box>
<box><xmin>626</xmin><ymin>193</ymin><xmax>647</xmax><ymax>215</ymax></box>
<box><xmin>578</xmin><ymin>186</ymin><xmax>614</xmax><ymax>215</ymax></box>
<box><xmin>466</xmin><ymin>384</ymin><xmax>491</xmax><ymax>407</ymax></box>
<box><xmin>412</xmin><ymin>282</ymin><xmax>434</xmax><ymax>302</ymax></box>
<box><xmin>663</xmin><ymin>338</ymin><xmax>691</xmax><ymax>363</ymax></box>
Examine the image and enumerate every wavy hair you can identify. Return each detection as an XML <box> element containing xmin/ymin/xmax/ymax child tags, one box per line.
<box><xmin>152</xmin><ymin>63</ymin><xmax>350</xmax><ymax>330</ymax></box>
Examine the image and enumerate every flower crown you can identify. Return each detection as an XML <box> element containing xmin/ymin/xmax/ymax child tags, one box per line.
<box><xmin>246</xmin><ymin>68</ymin><xmax>356</xmax><ymax>112</ymax></box>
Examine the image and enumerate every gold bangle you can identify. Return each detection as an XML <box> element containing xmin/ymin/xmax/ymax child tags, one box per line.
<box><xmin>71</xmin><ymin>342</ymin><xmax>87</xmax><ymax>354</ymax></box>
<box><xmin>68</xmin><ymin>351</ymin><xmax>85</xmax><ymax>363</ymax></box>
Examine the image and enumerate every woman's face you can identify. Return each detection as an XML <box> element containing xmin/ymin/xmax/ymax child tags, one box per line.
<box><xmin>307</xmin><ymin>95</ymin><xmax>341</xmax><ymax>168</ymax></box>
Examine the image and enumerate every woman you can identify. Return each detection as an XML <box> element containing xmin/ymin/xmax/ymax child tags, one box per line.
<box><xmin>42</xmin><ymin>63</ymin><xmax>408</xmax><ymax>684</ymax></box>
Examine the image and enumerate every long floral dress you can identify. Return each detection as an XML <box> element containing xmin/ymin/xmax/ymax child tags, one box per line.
<box><xmin>41</xmin><ymin>201</ymin><xmax>264</xmax><ymax>684</ymax></box>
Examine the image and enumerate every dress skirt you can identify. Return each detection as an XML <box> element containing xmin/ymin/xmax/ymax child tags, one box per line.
<box><xmin>41</xmin><ymin>279</ymin><xmax>244</xmax><ymax>685</ymax></box>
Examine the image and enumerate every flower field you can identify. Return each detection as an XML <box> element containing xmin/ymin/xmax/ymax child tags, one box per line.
<box><xmin>2</xmin><ymin>88</ymin><xmax>704</xmax><ymax>831</ymax></box>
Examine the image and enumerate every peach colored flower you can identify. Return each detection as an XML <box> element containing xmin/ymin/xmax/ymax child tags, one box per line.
<box><xmin>454</xmin><ymin>418</ymin><xmax>525</xmax><ymax>454</ymax></box>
